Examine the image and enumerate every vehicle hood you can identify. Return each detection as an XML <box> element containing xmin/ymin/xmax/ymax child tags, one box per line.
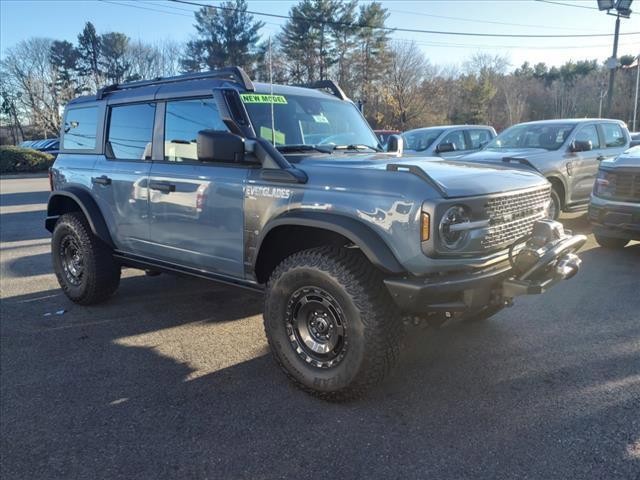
<box><xmin>458</xmin><ymin>148</ymin><xmax>552</xmax><ymax>172</ymax></box>
<box><xmin>601</xmin><ymin>147</ymin><xmax>640</xmax><ymax>170</ymax></box>
<box><xmin>292</xmin><ymin>153</ymin><xmax>547</xmax><ymax>198</ymax></box>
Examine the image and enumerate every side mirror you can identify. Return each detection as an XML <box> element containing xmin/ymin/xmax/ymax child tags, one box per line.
<box><xmin>436</xmin><ymin>142</ymin><xmax>456</xmax><ymax>154</ymax></box>
<box><xmin>570</xmin><ymin>139</ymin><xmax>592</xmax><ymax>153</ymax></box>
<box><xmin>197</xmin><ymin>130</ymin><xmax>245</xmax><ymax>163</ymax></box>
<box><xmin>386</xmin><ymin>134</ymin><xmax>404</xmax><ymax>156</ymax></box>
<box><xmin>479</xmin><ymin>140</ymin><xmax>489</xmax><ymax>149</ymax></box>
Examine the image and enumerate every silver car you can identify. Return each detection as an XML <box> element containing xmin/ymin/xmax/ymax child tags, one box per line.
<box><xmin>460</xmin><ymin>119</ymin><xmax>631</xmax><ymax>219</ymax></box>
<box><xmin>402</xmin><ymin>125</ymin><xmax>496</xmax><ymax>159</ymax></box>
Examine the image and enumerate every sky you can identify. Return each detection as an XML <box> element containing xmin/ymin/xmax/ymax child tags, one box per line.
<box><xmin>1</xmin><ymin>0</ymin><xmax>639</xmax><ymax>70</ymax></box>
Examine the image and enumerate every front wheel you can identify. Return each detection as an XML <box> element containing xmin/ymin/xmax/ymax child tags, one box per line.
<box><xmin>548</xmin><ymin>187</ymin><xmax>562</xmax><ymax>220</ymax></box>
<box><xmin>594</xmin><ymin>234</ymin><xmax>629</xmax><ymax>249</ymax></box>
<box><xmin>52</xmin><ymin>212</ymin><xmax>121</xmax><ymax>305</ymax></box>
<box><xmin>264</xmin><ymin>247</ymin><xmax>401</xmax><ymax>401</ymax></box>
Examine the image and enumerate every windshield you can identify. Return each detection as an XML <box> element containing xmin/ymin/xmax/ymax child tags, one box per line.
<box><xmin>402</xmin><ymin>129</ymin><xmax>444</xmax><ymax>152</ymax></box>
<box><xmin>487</xmin><ymin>123</ymin><xmax>576</xmax><ymax>151</ymax></box>
<box><xmin>241</xmin><ymin>93</ymin><xmax>380</xmax><ymax>151</ymax></box>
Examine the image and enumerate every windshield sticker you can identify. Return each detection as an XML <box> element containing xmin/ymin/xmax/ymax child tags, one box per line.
<box><xmin>312</xmin><ymin>114</ymin><xmax>329</xmax><ymax>124</ymax></box>
<box><xmin>260</xmin><ymin>126</ymin><xmax>286</xmax><ymax>145</ymax></box>
<box><xmin>240</xmin><ymin>94</ymin><xmax>288</xmax><ymax>104</ymax></box>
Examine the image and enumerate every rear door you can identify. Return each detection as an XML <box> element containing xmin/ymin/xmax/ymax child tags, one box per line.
<box><xmin>145</xmin><ymin>97</ymin><xmax>248</xmax><ymax>277</ymax></box>
<box><xmin>92</xmin><ymin>102</ymin><xmax>156</xmax><ymax>255</ymax></box>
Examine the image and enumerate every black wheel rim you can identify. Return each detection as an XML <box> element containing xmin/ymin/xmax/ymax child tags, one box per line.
<box><xmin>285</xmin><ymin>287</ymin><xmax>347</xmax><ymax>369</ymax></box>
<box><xmin>59</xmin><ymin>234</ymin><xmax>84</xmax><ymax>286</ymax></box>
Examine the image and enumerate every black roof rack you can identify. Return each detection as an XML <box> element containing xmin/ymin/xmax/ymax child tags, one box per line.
<box><xmin>96</xmin><ymin>66</ymin><xmax>255</xmax><ymax>100</ymax></box>
<box><xmin>296</xmin><ymin>80</ymin><xmax>348</xmax><ymax>101</ymax></box>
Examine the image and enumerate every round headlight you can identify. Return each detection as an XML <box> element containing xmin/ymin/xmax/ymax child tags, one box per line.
<box><xmin>439</xmin><ymin>205</ymin><xmax>471</xmax><ymax>249</ymax></box>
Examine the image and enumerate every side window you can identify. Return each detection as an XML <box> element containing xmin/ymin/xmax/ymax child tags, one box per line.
<box><xmin>440</xmin><ymin>130</ymin><xmax>466</xmax><ymax>151</ymax></box>
<box><xmin>106</xmin><ymin>103</ymin><xmax>156</xmax><ymax>160</ymax></box>
<box><xmin>164</xmin><ymin>98</ymin><xmax>228</xmax><ymax>162</ymax></box>
<box><xmin>574</xmin><ymin>125</ymin><xmax>600</xmax><ymax>149</ymax></box>
<box><xmin>63</xmin><ymin>106</ymin><xmax>98</xmax><ymax>150</ymax></box>
<box><xmin>467</xmin><ymin>129</ymin><xmax>492</xmax><ymax>150</ymax></box>
<box><xmin>600</xmin><ymin>123</ymin><xmax>626</xmax><ymax>148</ymax></box>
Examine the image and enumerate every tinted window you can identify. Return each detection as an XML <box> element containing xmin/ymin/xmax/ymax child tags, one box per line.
<box><xmin>574</xmin><ymin>125</ymin><xmax>600</xmax><ymax>149</ymax></box>
<box><xmin>467</xmin><ymin>129</ymin><xmax>493</xmax><ymax>149</ymax></box>
<box><xmin>601</xmin><ymin>123</ymin><xmax>626</xmax><ymax>148</ymax></box>
<box><xmin>164</xmin><ymin>98</ymin><xmax>228</xmax><ymax>162</ymax></box>
<box><xmin>63</xmin><ymin>107</ymin><xmax>98</xmax><ymax>150</ymax></box>
<box><xmin>440</xmin><ymin>130</ymin><xmax>466</xmax><ymax>151</ymax></box>
<box><xmin>106</xmin><ymin>103</ymin><xmax>156</xmax><ymax>160</ymax></box>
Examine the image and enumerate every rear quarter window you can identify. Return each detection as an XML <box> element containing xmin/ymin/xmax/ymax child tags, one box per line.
<box><xmin>62</xmin><ymin>106</ymin><xmax>98</xmax><ymax>150</ymax></box>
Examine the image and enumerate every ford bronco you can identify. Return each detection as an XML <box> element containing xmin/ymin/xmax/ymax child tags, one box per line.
<box><xmin>46</xmin><ymin>67</ymin><xmax>586</xmax><ymax>400</ymax></box>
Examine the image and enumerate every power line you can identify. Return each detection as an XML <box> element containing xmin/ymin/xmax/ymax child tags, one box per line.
<box><xmin>534</xmin><ymin>0</ymin><xmax>599</xmax><ymax>10</ymax></box>
<box><xmin>168</xmin><ymin>0</ymin><xmax>639</xmax><ymax>38</ymax></box>
<box><xmin>99</xmin><ymin>0</ymin><xmax>639</xmax><ymax>52</ymax></box>
<box><xmin>388</xmin><ymin>8</ymin><xmax>594</xmax><ymax>32</ymax></box>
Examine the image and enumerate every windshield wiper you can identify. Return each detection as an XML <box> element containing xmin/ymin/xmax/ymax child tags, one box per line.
<box><xmin>276</xmin><ymin>144</ymin><xmax>334</xmax><ymax>154</ymax></box>
<box><xmin>333</xmin><ymin>144</ymin><xmax>382</xmax><ymax>152</ymax></box>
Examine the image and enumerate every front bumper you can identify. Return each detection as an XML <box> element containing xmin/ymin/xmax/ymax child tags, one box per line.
<box><xmin>588</xmin><ymin>196</ymin><xmax>640</xmax><ymax>241</ymax></box>
<box><xmin>384</xmin><ymin>221</ymin><xmax>586</xmax><ymax>313</ymax></box>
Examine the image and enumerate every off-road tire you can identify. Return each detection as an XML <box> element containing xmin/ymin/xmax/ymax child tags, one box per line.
<box><xmin>549</xmin><ymin>187</ymin><xmax>562</xmax><ymax>220</ymax></box>
<box><xmin>52</xmin><ymin>212</ymin><xmax>121</xmax><ymax>305</ymax></box>
<box><xmin>594</xmin><ymin>234</ymin><xmax>628</xmax><ymax>249</ymax></box>
<box><xmin>264</xmin><ymin>246</ymin><xmax>401</xmax><ymax>401</ymax></box>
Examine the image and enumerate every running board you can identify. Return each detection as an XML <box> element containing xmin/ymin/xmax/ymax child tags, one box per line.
<box><xmin>113</xmin><ymin>252</ymin><xmax>264</xmax><ymax>293</ymax></box>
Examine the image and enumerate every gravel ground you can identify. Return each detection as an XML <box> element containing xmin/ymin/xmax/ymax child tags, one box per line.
<box><xmin>1</xmin><ymin>175</ymin><xmax>639</xmax><ymax>480</ymax></box>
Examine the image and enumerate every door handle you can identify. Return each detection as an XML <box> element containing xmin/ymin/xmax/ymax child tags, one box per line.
<box><xmin>149</xmin><ymin>181</ymin><xmax>176</xmax><ymax>193</ymax></box>
<box><xmin>91</xmin><ymin>175</ymin><xmax>111</xmax><ymax>186</ymax></box>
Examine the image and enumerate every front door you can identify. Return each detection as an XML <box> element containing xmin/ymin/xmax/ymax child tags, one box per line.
<box><xmin>568</xmin><ymin>123</ymin><xmax>601</xmax><ymax>204</ymax></box>
<box><xmin>92</xmin><ymin>102</ymin><xmax>156</xmax><ymax>255</ymax></box>
<box><xmin>145</xmin><ymin>98</ymin><xmax>248</xmax><ymax>278</ymax></box>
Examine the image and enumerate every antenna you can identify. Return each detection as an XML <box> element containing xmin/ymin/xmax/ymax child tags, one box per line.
<box><xmin>269</xmin><ymin>36</ymin><xmax>276</xmax><ymax>146</ymax></box>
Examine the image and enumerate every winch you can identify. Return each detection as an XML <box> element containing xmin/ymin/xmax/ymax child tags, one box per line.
<box><xmin>503</xmin><ymin>220</ymin><xmax>586</xmax><ymax>298</ymax></box>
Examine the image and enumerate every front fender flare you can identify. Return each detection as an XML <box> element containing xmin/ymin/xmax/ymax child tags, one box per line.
<box><xmin>255</xmin><ymin>211</ymin><xmax>405</xmax><ymax>274</ymax></box>
<box><xmin>45</xmin><ymin>187</ymin><xmax>114</xmax><ymax>248</ymax></box>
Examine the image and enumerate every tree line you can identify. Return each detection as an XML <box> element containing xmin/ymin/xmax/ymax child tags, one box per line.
<box><xmin>1</xmin><ymin>0</ymin><xmax>638</xmax><ymax>144</ymax></box>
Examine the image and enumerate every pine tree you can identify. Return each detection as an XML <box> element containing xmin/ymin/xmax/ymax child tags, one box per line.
<box><xmin>180</xmin><ymin>0</ymin><xmax>264</xmax><ymax>73</ymax></box>
<box><xmin>100</xmin><ymin>32</ymin><xmax>132</xmax><ymax>84</ymax></box>
<box><xmin>49</xmin><ymin>40</ymin><xmax>80</xmax><ymax>105</ymax></box>
<box><xmin>76</xmin><ymin>22</ymin><xmax>102</xmax><ymax>90</ymax></box>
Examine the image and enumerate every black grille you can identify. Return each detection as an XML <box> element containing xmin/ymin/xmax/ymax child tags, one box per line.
<box><xmin>482</xmin><ymin>186</ymin><xmax>550</xmax><ymax>250</ymax></box>
<box><xmin>602</xmin><ymin>171</ymin><xmax>640</xmax><ymax>202</ymax></box>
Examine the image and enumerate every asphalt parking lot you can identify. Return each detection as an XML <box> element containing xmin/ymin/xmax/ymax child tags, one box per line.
<box><xmin>1</xmin><ymin>174</ymin><xmax>639</xmax><ymax>479</ymax></box>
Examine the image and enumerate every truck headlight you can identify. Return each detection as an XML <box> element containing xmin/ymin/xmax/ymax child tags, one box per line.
<box><xmin>593</xmin><ymin>170</ymin><xmax>613</xmax><ymax>198</ymax></box>
<box><xmin>438</xmin><ymin>205</ymin><xmax>471</xmax><ymax>249</ymax></box>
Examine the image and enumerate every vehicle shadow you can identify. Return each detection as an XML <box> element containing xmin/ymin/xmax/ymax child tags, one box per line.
<box><xmin>0</xmin><ymin>210</ymin><xmax>49</xmax><ymax>242</ymax></box>
<box><xmin>1</xmin><ymin>245</ymin><xmax>638</xmax><ymax>479</ymax></box>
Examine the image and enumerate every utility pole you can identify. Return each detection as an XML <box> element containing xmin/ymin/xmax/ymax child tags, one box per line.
<box><xmin>605</xmin><ymin>15</ymin><xmax>621</xmax><ymax>116</ymax></box>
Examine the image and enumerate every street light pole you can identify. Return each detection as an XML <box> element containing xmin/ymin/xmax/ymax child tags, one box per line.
<box><xmin>634</xmin><ymin>54</ymin><xmax>640</xmax><ymax>131</ymax></box>
<box><xmin>605</xmin><ymin>14</ymin><xmax>621</xmax><ymax>117</ymax></box>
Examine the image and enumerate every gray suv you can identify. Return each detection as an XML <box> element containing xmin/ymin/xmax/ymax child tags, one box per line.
<box><xmin>402</xmin><ymin>125</ymin><xmax>496</xmax><ymax>159</ymax></box>
<box><xmin>460</xmin><ymin>119</ymin><xmax>631</xmax><ymax>219</ymax></box>
<box><xmin>46</xmin><ymin>68</ymin><xmax>585</xmax><ymax>400</ymax></box>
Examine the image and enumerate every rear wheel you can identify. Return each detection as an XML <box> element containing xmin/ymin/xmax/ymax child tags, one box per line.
<box><xmin>52</xmin><ymin>212</ymin><xmax>121</xmax><ymax>305</ymax></box>
<box><xmin>264</xmin><ymin>246</ymin><xmax>401</xmax><ymax>401</ymax></box>
<box><xmin>594</xmin><ymin>234</ymin><xmax>629</xmax><ymax>249</ymax></box>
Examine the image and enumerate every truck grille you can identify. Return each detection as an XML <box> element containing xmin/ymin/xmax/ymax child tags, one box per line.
<box><xmin>602</xmin><ymin>171</ymin><xmax>640</xmax><ymax>202</ymax></box>
<box><xmin>481</xmin><ymin>186</ymin><xmax>551</xmax><ymax>250</ymax></box>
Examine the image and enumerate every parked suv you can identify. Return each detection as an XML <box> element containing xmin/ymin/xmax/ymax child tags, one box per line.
<box><xmin>589</xmin><ymin>145</ymin><xmax>640</xmax><ymax>248</ymax></box>
<box><xmin>46</xmin><ymin>68</ymin><xmax>585</xmax><ymax>400</ymax></box>
<box><xmin>402</xmin><ymin>125</ymin><xmax>496</xmax><ymax>159</ymax></box>
<box><xmin>460</xmin><ymin>119</ymin><xmax>631</xmax><ymax>219</ymax></box>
